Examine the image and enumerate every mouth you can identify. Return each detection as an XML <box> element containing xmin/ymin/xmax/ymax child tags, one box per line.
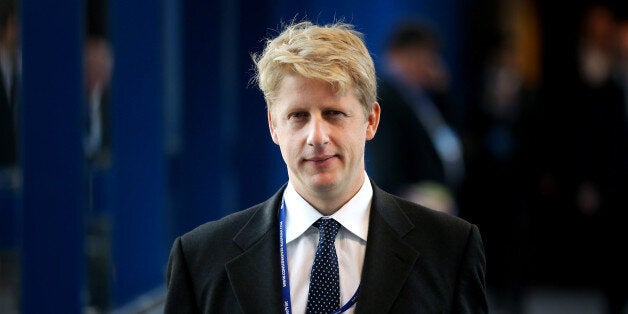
<box><xmin>304</xmin><ymin>155</ymin><xmax>337</xmax><ymax>164</ymax></box>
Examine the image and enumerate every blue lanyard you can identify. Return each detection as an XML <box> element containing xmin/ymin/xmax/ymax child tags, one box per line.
<box><xmin>279</xmin><ymin>198</ymin><xmax>360</xmax><ymax>314</ymax></box>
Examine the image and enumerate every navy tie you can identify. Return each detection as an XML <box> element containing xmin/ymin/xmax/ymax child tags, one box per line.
<box><xmin>306</xmin><ymin>218</ymin><xmax>341</xmax><ymax>314</ymax></box>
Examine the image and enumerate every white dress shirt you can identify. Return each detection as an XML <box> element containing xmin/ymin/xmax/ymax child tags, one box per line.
<box><xmin>283</xmin><ymin>172</ymin><xmax>372</xmax><ymax>314</ymax></box>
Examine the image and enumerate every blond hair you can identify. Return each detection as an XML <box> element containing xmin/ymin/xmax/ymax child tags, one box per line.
<box><xmin>252</xmin><ymin>21</ymin><xmax>377</xmax><ymax>116</ymax></box>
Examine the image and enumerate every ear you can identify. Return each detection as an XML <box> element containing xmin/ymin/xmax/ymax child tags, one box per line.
<box><xmin>365</xmin><ymin>102</ymin><xmax>380</xmax><ymax>141</ymax></box>
<box><xmin>268</xmin><ymin>109</ymin><xmax>279</xmax><ymax>144</ymax></box>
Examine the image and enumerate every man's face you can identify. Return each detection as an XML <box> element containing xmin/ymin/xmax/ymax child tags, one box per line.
<box><xmin>268</xmin><ymin>75</ymin><xmax>380</xmax><ymax>205</ymax></box>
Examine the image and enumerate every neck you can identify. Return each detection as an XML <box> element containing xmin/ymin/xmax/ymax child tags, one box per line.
<box><xmin>306</xmin><ymin>195</ymin><xmax>348</xmax><ymax>216</ymax></box>
<box><xmin>293</xmin><ymin>174</ymin><xmax>365</xmax><ymax>216</ymax></box>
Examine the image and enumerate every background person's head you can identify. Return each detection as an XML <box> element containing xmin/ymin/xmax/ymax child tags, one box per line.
<box><xmin>384</xmin><ymin>21</ymin><xmax>448</xmax><ymax>93</ymax></box>
<box><xmin>0</xmin><ymin>0</ymin><xmax>18</xmax><ymax>50</ymax></box>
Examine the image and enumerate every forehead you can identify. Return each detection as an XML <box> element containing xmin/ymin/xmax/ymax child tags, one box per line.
<box><xmin>277</xmin><ymin>75</ymin><xmax>337</xmax><ymax>97</ymax></box>
<box><xmin>269</xmin><ymin>74</ymin><xmax>371</xmax><ymax>120</ymax></box>
<box><xmin>271</xmin><ymin>75</ymin><xmax>350</xmax><ymax>111</ymax></box>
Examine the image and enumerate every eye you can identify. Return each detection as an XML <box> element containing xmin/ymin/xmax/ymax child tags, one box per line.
<box><xmin>324</xmin><ymin>110</ymin><xmax>346</xmax><ymax>118</ymax></box>
<box><xmin>288</xmin><ymin>112</ymin><xmax>309</xmax><ymax>121</ymax></box>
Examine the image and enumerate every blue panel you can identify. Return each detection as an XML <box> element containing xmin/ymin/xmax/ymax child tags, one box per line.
<box><xmin>171</xmin><ymin>0</ymin><xmax>223</xmax><ymax>236</ymax></box>
<box><xmin>109</xmin><ymin>0</ymin><xmax>167</xmax><ymax>306</ymax></box>
<box><xmin>236</xmin><ymin>0</ymin><xmax>284</xmax><ymax>208</ymax></box>
<box><xmin>170</xmin><ymin>0</ymin><xmax>285</xmax><ymax>238</ymax></box>
<box><xmin>20</xmin><ymin>0</ymin><xmax>85</xmax><ymax>312</ymax></box>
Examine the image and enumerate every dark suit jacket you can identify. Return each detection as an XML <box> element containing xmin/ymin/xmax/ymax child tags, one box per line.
<box><xmin>165</xmin><ymin>182</ymin><xmax>487</xmax><ymax>313</ymax></box>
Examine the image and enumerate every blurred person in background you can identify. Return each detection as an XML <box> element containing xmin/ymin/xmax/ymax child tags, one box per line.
<box><xmin>463</xmin><ymin>33</ymin><xmax>540</xmax><ymax>314</ymax></box>
<box><xmin>83</xmin><ymin>34</ymin><xmax>114</xmax><ymax>314</ymax></box>
<box><xmin>0</xmin><ymin>2</ymin><xmax>19</xmax><ymax>312</ymax></box>
<box><xmin>83</xmin><ymin>35</ymin><xmax>112</xmax><ymax>164</ymax></box>
<box><xmin>83</xmin><ymin>1</ymin><xmax>114</xmax><ymax>312</ymax></box>
<box><xmin>570</xmin><ymin>1</ymin><xmax>624</xmax><ymax>287</ymax></box>
<box><xmin>605</xmin><ymin>15</ymin><xmax>628</xmax><ymax>314</ymax></box>
<box><xmin>367</xmin><ymin>21</ymin><xmax>464</xmax><ymax>215</ymax></box>
<box><xmin>84</xmin><ymin>0</ymin><xmax>112</xmax><ymax>165</ymax></box>
<box><xmin>546</xmin><ymin>4</ymin><xmax>626</xmax><ymax>313</ymax></box>
<box><xmin>0</xmin><ymin>0</ymin><xmax>19</xmax><ymax>185</ymax></box>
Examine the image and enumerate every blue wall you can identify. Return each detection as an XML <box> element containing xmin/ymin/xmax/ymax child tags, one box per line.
<box><xmin>20</xmin><ymin>0</ymin><xmax>85</xmax><ymax>312</ymax></box>
<box><xmin>108</xmin><ymin>0</ymin><xmax>168</xmax><ymax>305</ymax></box>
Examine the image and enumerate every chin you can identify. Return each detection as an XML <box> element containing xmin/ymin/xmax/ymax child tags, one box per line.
<box><xmin>307</xmin><ymin>175</ymin><xmax>340</xmax><ymax>192</ymax></box>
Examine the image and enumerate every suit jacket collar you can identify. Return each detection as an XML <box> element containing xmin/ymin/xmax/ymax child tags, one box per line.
<box><xmin>225</xmin><ymin>185</ymin><xmax>285</xmax><ymax>313</ymax></box>
<box><xmin>224</xmin><ymin>182</ymin><xmax>420</xmax><ymax>313</ymax></box>
<box><xmin>356</xmin><ymin>182</ymin><xmax>420</xmax><ymax>313</ymax></box>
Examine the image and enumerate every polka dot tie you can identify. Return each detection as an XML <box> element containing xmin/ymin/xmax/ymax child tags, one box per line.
<box><xmin>306</xmin><ymin>218</ymin><xmax>341</xmax><ymax>314</ymax></box>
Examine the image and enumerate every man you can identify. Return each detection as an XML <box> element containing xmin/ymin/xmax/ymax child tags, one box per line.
<box><xmin>165</xmin><ymin>21</ymin><xmax>487</xmax><ymax>313</ymax></box>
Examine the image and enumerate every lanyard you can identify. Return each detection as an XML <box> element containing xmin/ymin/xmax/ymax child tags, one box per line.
<box><xmin>279</xmin><ymin>198</ymin><xmax>360</xmax><ymax>314</ymax></box>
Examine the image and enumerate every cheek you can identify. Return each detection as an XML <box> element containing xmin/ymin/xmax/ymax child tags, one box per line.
<box><xmin>277</xmin><ymin>136</ymin><xmax>300</xmax><ymax>160</ymax></box>
<box><xmin>340</xmin><ymin>130</ymin><xmax>365</xmax><ymax>154</ymax></box>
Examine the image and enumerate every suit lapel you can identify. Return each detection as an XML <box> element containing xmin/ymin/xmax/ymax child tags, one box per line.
<box><xmin>225</xmin><ymin>187</ymin><xmax>286</xmax><ymax>313</ymax></box>
<box><xmin>223</xmin><ymin>183</ymin><xmax>421</xmax><ymax>312</ymax></box>
<box><xmin>356</xmin><ymin>184</ymin><xmax>421</xmax><ymax>313</ymax></box>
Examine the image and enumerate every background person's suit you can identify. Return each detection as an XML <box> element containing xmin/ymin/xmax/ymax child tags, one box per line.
<box><xmin>367</xmin><ymin>78</ymin><xmax>445</xmax><ymax>195</ymax></box>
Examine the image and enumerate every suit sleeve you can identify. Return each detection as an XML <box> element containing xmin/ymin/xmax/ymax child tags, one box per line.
<box><xmin>453</xmin><ymin>224</ymin><xmax>488</xmax><ymax>313</ymax></box>
<box><xmin>165</xmin><ymin>237</ymin><xmax>201</xmax><ymax>314</ymax></box>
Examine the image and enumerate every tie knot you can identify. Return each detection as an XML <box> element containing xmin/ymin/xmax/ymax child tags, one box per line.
<box><xmin>313</xmin><ymin>218</ymin><xmax>341</xmax><ymax>241</ymax></box>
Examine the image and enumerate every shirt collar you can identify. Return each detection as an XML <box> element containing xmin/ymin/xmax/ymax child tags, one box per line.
<box><xmin>284</xmin><ymin>172</ymin><xmax>373</xmax><ymax>243</ymax></box>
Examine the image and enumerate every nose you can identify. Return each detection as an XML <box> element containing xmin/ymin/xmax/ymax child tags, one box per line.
<box><xmin>306</xmin><ymin>115</ymin><xmax>330</xmax><ymax>147</ymax></box>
